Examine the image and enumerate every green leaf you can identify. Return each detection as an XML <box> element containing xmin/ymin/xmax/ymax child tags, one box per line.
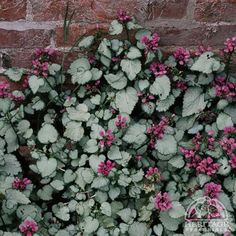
<box><xmin>156</xmin><ymin>95</ymin><xmax>175</xmax><ymax>112</ymax></box>
<box><xmin>16</xmin><ymin>205</ymin><xmax>38</xmax><ymax>220</ymax></box>
<box><xmin>117</xmin><ymin>208</ymin><xmax>135</xmax><ymax>224</ymax></box>
<box><xmin>64</xmin><ymin>169</ymin><xmax>76</xmax><ymax>183</ymax></box>
<box><xmin>101</xmin><ymin>202</ymin><xmax>112</xmax><ymax>216</ymax></box>
<box><xmin>120</xmin><ymin>59</ymin><xmax>141</xmax><ymax>81</ymax></box>
<box><xmin>5</xmin><ymin>128</ymin><xmax>19</xmax><ymax>153</ymax></box>
<box><xmin>218</xmin><ymin>192</ymin><xmax>234</xmax><ymax>211</ymax></box>
<box><xmin>53</xmin><ymin>205</ymin><xmax>70</xmax><ymax>221</ymax></box>
<box><xmin>168</xmin><ymin>201</ymin><xmax>185</xmax><ymax>218</ymax></box>
<box><xmin>68</xmin><ymin>58</ymin><xmax>92</xmax><ymax>84</ymax></box>
<box><xmin>127</xmin><ymin>47</ymin><xmax>142</xmax><ymax>59</ymax></box>
<box><xmin>216</xmin><ymin>112</ymin><xmax>233</xmax><ymax>130</ymax></box>
<box><xmin>150</xmin><ymin>75</ymin><xmax>171</xmax><ymax>100</ymax></box>
<box><xmin>104</xmin><ymin>71</ymin><xmax>127</xmax><ymax>90</ymax></box>
<box><xmin>28</xmin><ymin>76</ymin><xmax>44</xmax><ymax>94</ymax></box>
<box><xmin>159</xmin><ymin>211</ymin><xmax>181</xmax><ymax>231</ymax></box>
<box><xmin>49</xmin><ymin>63</ymin><xmax>61</xmax><ymax>75</ymax></box>
<box><xmin>84</xmin><ymin>139</ymin><xmax>98</xmax><ymax>153</ymax></box>
<box><xmin>108</xmin><ymin>187</ymin><xmax>120</xmax><ymax>200</ymax></box>
<box><xmin>64</xmin><ymin>121</ymin><xmax>84</xmax><ymax>142</ymax></box>
<box><xmin>84</xmin><ymin>217</ymin><xmax>99</xmax><ymax>234</ymax></box>
<box><xmin>38</xmin><ymin>124</ymin><xmax>58</xmax><ymax>144</ymax></box>
<box><xmin>109</xmin><ymin>20</ymin><xmax>123</xmax><ymax>35</ymax></box>
<box><xmin>182</xmin><ymin>87</ymin><xmax>207</xmax><ymax>117</ymax></box>
<box><xmin>91</xmin><ymin>177</ymin><xmax>109</xmax><ymax>189</ymax></box>
<box><xmin>168</xmin><ymin>156</ymin><xmax>185</xmax><ymax>168</ymax></box>
<box><xmin>67</xmin><ymin>104</ymin><xmax>90</xmax><ymax>122</ymax></box>
<box><xmin>128</xmin><ymin>222</ymin><xmax>148</xmax><ymax>236</ymax></box>
<box><xmin>155</xmin><ymin>135</ymin><xmax>177</xmax><ymax>155</ymax></box>
<box><xmin>115</xmin><ymin>87</ymin><xmax>138</xmax><ymax>114</ymax></box>
<box><xmin>4</xmin><ymin>68</ymin><xmax>24</xmax><ymax>82</ymax></box>
<box><xmin>123</xmin><ymin>124</ymin><xmax>147</xmax><ymax>146</ymax></box>
<box><xmin>191</xmin><ymin>52</ymin><xmax>221</xmax><ymax>74</ymax></box>
<box><xmin>79</xmin><ymin>35</ymin><xmax>94</xmax><ymax>48</ymax></box>
<box><xmin>37</xmin><ymin>156</ymin><xmax>57</xmax><ymax>177</ymax></box>
<box><xmin>0</xmin><ymin>154</ymin><xmax>21</xmax><ymax>176</ymax></box>
<box><xmin>50</xmin><ymin>180</ymin><xmax>64</xmax><ymax>191</ymax></box>
<box><xmin>6</xmin><ymin>189</ymin><xmax>30</xmax><ymax>205</ymax></box>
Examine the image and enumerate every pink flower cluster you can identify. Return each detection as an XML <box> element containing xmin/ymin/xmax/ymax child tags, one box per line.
<box><xmin>32</xmin><ymin>48</ymin><xmax>55</xmax><ymax>78</ymax></box>
<box><xmin>137</xmin><ymin>92</ymin><xmax>155</xmax><ymax>104</ymax></box>
<box><xmin>223</xmin><ymin>36</ymin><xmax>236</xmax><ymax>54</ymax></box>
<box><xmin>12</xmin><ymin>177</ymin><xmax>31</xmax><ymax>191</ymax></box>
<box><xmin>99</xmin><ymin>129</ymin><xmax>115</xmax><ymax>148</ymax></box>
<box><xmin>173</xmin><ymin>47</ymin><xmax>190</xmax><ymax>65</ymax></box>
<box><xmin>149</xmin><ymin>61</ymin><xmax>167</xmax><ymax>77</ymax></box>
<box><xmin>219</xmin><ymin>126</ymin><xmax>236</xmax><ymax>169</ymax></box>
<box><xmin>145</xmin><ymin>167</ymin><xmax>161</xmax><ymax>183</ymax></box>
<box><xmin>98</xmin><ymin>160</ymin><xmax>115</xmax><ymax>176</ymax></box>
<box><xmin>147</xmin><ymin>117</ymin><xmax>169</xmax><ymax>148</ymax></box>
<box><xmin>207</xmin><ymin>130</ymin><xmax>215</xmax><ymax>150</ymax></box>
<box><xmin>194</xmin><ymin>45</ymin><xmax>212</xmax><ymax>56</ymax></box>
<box><xmin>154</xmin><ymin>192</ymin><xmax>172</xmax><ymax>212</ymax></box>
<box><xmin>175</xmin><ymin>80</ymin><xmax>188</xmax><ymax>91</ymax></box>
<box><xmin>117</xmin><ymin>10</ymin><xmax>132</xmax><ymax>23</ymax></box>
<box><xmin>85</xmin><ymin>80</ymin><xmax>101</xmax><ymax>93</ymax></box>
<box><xmin>213</xmin><ymin>76</ymin><xmax>236</xmax><ymax>99</ymax></box>
<box><xmin>192</xmin><ymin>132</ymin><xmax>202</xmax><ymax>151</ymax></box>
<box><xmin>115</xmin><ymin>115</ymin><xmax>128</xmax><ymax>129</ymax></box>
<box><xmin>19</xmin><ymin>219</ymin><xmax>38</xmax><ymax>236</ymax></box>
<box><xmin>141</xmin><ymin>33</ymin><xmax>160</xmax><ymax>53</ymax></box>
<box><xmin>196</xmin><ymin>157</ymin><xmax>219</xmax><ymax>176</ymax></box>
<box><xmin>0</xmin><ymin>81</ymin><xmax>24</xmax><ymax>101</ymax></box>
<box><xmin>204</xmin><ymin>182</ymin><xmax>222</xmax><ymax>199</ymax></box>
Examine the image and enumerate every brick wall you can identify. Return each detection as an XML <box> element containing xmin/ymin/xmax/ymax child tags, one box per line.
<box><xmin>0</xmin><ymin>0</ymin><xmax>236</xmax><ymax>69</ymax></box>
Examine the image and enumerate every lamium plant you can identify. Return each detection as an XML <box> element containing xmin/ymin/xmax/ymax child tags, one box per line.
<box><xmin>0</xmin><ymin>8</ymin><xmax>236</xmax><ymax>236</ymax></box>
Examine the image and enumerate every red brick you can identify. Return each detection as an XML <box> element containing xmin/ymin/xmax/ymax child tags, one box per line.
<box><xmin>145</xmin><ymin>0</ymin><xmax>189</xmax><ymax>20</ymax></box>
<box><xmin>0</xmin><ymin>74</ymin><xmax>26</xmax><ymax>91</ymax></box>
<box><xmin>195</xmin><ymin>0</ymin><xmax>236</xmax><ymax>23</ymax></box>
<box><xmin>55</xmin><ymin>23</ymin><xmax>109</xmax><ymax>47</ymax></box>
<box><xmin>154</xmin><ymin>24</ymin><xmax>236</xmax><ymax>47</ymax></box>
<box><xmin>0</xmin><ymin>0</ymin><xmax>27</xmax><ymax>21</ymax></box>
<box><xmin>0</xmin><ymin>29</ymin><xmax>52</xmax><ymax>49</ymax></box>
<box><xmin>30</xmin><ymin>0</ymin><xmax>145</xmax><ymax>22</ymax></box>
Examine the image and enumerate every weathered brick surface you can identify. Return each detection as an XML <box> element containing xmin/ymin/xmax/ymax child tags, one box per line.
<box><xmin>195</xmin><ymin>0</ymin><xmax>236</xmax><ymax>23</ymax></box>
<box><xmin>0</xmin><ymin>0</ymin><xmax>27</xmax><ymax>21</ymax></box>
<box><xmin>0</xmin><ymin>29</ymin><xmax>52</xmax><ymax>49</ymax></box>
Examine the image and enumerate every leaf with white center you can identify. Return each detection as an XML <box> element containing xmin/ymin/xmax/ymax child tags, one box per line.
<box><xmin>138</xmin><ymin>80</ymin><xmax>150</xmax><ymax>91</ymax></box>
<box><xmin>108</xmin><ymin>187</ymin><xmax>120</xmax><ymax>200</ymax></box>
<box><xmin>127</xmin><ymin>47</ymin><xmax>142</xmax><ymax>59</ymax></box>
<box><xmin>115</xmin><ymin>87</ymin><xmax>138</xmax><ymax>114</ymax></box>
<box><xmin>150</xmin><ymin>75</ymin><xmax>171</xmax><ymax>100</ymax></box>
<box><xmin>216</xmin><ymin>112</ymin><xmax>233</xmax><ymax>130</ymax></box>
<box><xmin>64</xmin><ymin>121</ymin><xmax>84</xmax><ymax>142</ymax></box>
<box><xmin>6</xmin><ymin>189</ymin><xmax>30</xmax><ymax>205</ymax></box>
<box><xmin>5</xmin><ymin>127</ymin><xmax>19</xmax><ymax>153</ymax></box>
<box><xmin>91</xmin><ymin>177</ymin><xmax>109</xmax><ymax>189</ymax></box>
<box><xmin>84</xmin><ymin>139</ymin><xmax>98</xmax><ymax>153</ymax></box>
<box><xmin>159</xmin><ymin>212</ymin><xmax>181</xmax><ymax>231</ymax></box>
<box><xmin>49</xmin><ymin>63</ymin><xmax>61</xmax><ymax>75</ymax></box>
<box><xmin>79</xmin><ymin>35</ymin><xmax>94</xmax><ymax>48</ymax></box>
<box><xmin>54</xmin><ymin>205</ymin><xmax>70</xmax><ymax>221</ymax></box>
<box><xmin>50</xmin><ymin>180</ymin><xmax>64</xmax><ymax>191</ymax></box>
<box><xmin>120</xmin><ymin>59</ymin><xmax>141</xmax><ymax>81</ymax></box>
<box><xmin>128</xmin><ymin>222</ymin><xmax>148</xmax><ymax>236</ymax></box>
<box><xmin>67</xmin><ymin>104</ymin><xmax>90</xmax><ymax>122</ymax></box>
<box><xmin>68</xmin><ymin>58</ymin><xmax>92</xmax><ymax>85</ymax></box>
<box><xmin>89</xmin><ymin>155</ymin><xmax>106</xmax><ymax>172</ymax></box>
<box><xmin>168</xmin><ymin>201</ymin><xmax>185</xmax><ymax>218</ymax></box>
<box><xmin>168</xmin><ymin>156</ymin><xmax>185</xmax><ymax>168</ymax></box>
<box><xmin>218</xmin><ymin>193</ymin><xmax>234</xmax><ymax>211</ymax></box>
<box><xmin>155</xmin><ymin>135</ymin><xmax>177</xmax><ymax>155</ymax></box>
<box><xmin>0</xmin><ymin>154</ymin><xmax>21</xmax><ymax>176</ymax></box>
<box><xmin>109</xmin><ymin>20</ymin><xmax>123</xmax><ymax>35</ymax></box>
<box><xmin>0</xmin><ymin>98</ymin><xmax>11</xmax><ymax>113</ymax></box>
<box><xmin>84</xmin><ymin>217</ymin><xmax>99</xmax><ymax>234</ymax></box>
<box><xmin>191</xmin><ymin>52</ymin><xmax>221</xmax><ymax>74</ymax></box>
<box><xmin>182</xmin><ymin>87</ymin><xmax>207</xmax><ymax>117</ymax></box>
<box><xmin>28</xmin><ymin>76</ymin><xmax>44</xmax><ymax>94</ymax></box>
<box><xmin>4</xmin><ymin>68</ymin><xmax>24</xmax><ymax>82</ymax></box>
<box><xmin>104</xmin><ymin>71</ymin><xmax>127</xmax><ymax>90</ymax></box>
<box><xmin>37</xmin><ymin>156</ymin><xmax>57</xmax><ymax>177</ymax></box>
<box><xmin>107</xmin><ymin>146</ymin><xmax>123</xmax><ymax>160</ymax></box>
<box><xmin>101</xmin><ymin>202</ymin><xmax>112</xmax><ymax>216</ymax></box>
<box><xmin>123</xmin><ymin>124</ymin><xmax>147</xmax><ymax>146</ymax></box>
<box><xmin>38</xmin><ymin>124</ymin><xmax>58</xmax><ymax>144</ymax></box>
<box><xmin>156</xmin><ymin>95</ymin><xmax>175</xmax><ymax>112</ymax></box>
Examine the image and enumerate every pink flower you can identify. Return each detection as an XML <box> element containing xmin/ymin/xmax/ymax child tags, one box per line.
<box><xmin>141</xmin><ymin>33</ymin><xmax>160</xmax><ymax>53</ymax></box>
<box><xmin>99</xmin><ymin>129</ymin><xmax>115</xmax><ymax>148</ymax></box>
<box><xmin>192</xmin><ymin>132</ymin><xmax>202</xmax><ymax>151</ymax></box>
<box><xmin>154</xmin><ymin>192</ymin><xmax>172</xmax><ymax>211</ymax></box>
<box><xmin>19</xmin><ymin>219</ymin><xmax>38</xmax><ymax>236</ymax></box>
<box><xmin>194</xmin><ymin>45</ymin><xmax>212</xmax><ymax>56</ymax></box>
<box><xmin>135</xmin><ymin>155</ymin><xmax>142</xmax><ymax>161</ymax></box>
<box><xmin>223</xmin><ymin>36</ymin><xmax>236</xmax><ymax>54</ymax></box>
<box><xmin>196</xmin><ymin>157</ymin><xmax>219</xmax><ymax>176</ymax></box>
<box><xmin>149</xmin><ymin>62</ymin><xmax>167</xmax><ymax>77</ymax></box>
<box><xmin>229</xmin><ymin>154</ymin><xmax>236</xmax><ymax>169</ymax></box>
<box><xmin>224</xmin><ymin>126</ymin><xmax>236</xmax><ymax>135</ymax></box>
<box><xmin>204</xmin><ymin>182</ymin><xmax>222</xmax><ymax>199</ymax></box>
<box><xmin>173</xmin><ymin>47</ymin><xmax>190</xmax><ymax>65</ymax></box>
<box><xmin>88</xmin><ymin>55</ymin><xmax>96</xmax><ymax>64</ymax></box>
<box><xmin>117</xmin><ymin>10</ymin><xmax>132</xmax><ymax>23</ymax></box>
<box><xmin>175</xmin><ymin>80</ymin><xmax>188</xmax><ymax>91</ymax></box>
<box><xmin>85</xmin><ymin>80</ymin><xmax>101</xmax><ymax>93</ymax></box>
<box><xmin>115</xmin><ymin>115</ymin><xmax>128</xmax><ymax>129</ymax></box>
<box><xmin>98</xmin><ymin>160</ymin><xmax>115</xmax><ymax>176</ymax></box>
<box><xmin>137</xmin><ymin>92</ymin><xmax>155</xmax><ymax>104</ymax></box>
<box><xmin>147</xmin><ymin>117</ymin><xmax>169</xmax><ymax>149</ymax></box>
<box><xmin>12</xmin><ymin>177</ymin><xmax>31</xmax><ymax>191</ymax></box>
<box><xmin>207</xmin><ymin>130</ymin><xmax>215</xmax><ymax>150</ymax></box>
<box><xmin>219</xmin><ymin>137</ymin><xmax>236</xmax><ymax>155</ymax></box>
